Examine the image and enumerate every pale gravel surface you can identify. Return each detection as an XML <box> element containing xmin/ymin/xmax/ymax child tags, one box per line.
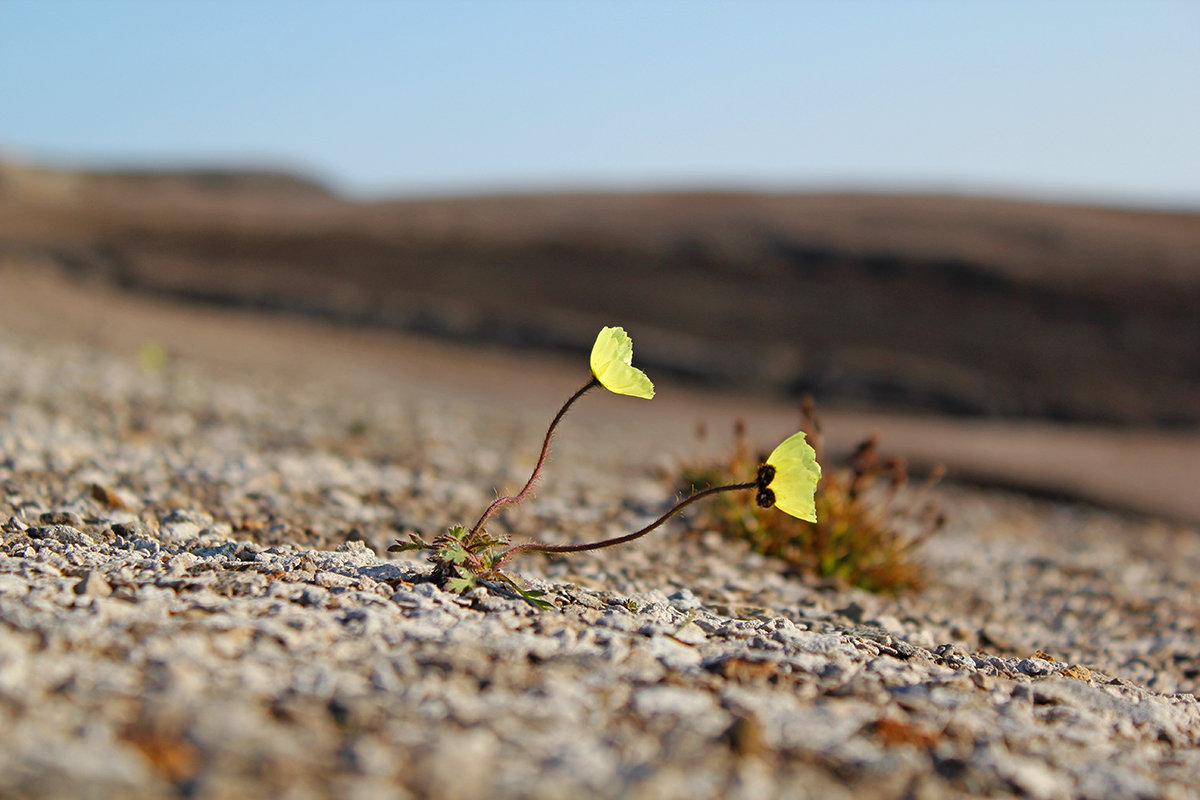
<box><xmin>2</xmin><ymin>302</ymin><xmax>1200</xmax><ymax>798</ymax></box>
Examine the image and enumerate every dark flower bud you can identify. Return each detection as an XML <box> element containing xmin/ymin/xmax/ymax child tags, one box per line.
<box><xmin>756</xmin><ymin>487</ymin><xmax>776</xmax><ymax>508</ymax></box>
<box><xmin>755</xmin><ymin>463</ymin><xmax>776</xmax><ymax>489</ymax></box>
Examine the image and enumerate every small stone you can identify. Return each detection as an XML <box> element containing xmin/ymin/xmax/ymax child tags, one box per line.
<box><xmin>40</xmin><ymin>510</ymin><xmax>84</xmax><ymax>528</ymax></box>
<box><xmin>1061</xmin><ymin>664</ymin><xmax>1093</xmax><ymax>681</ymax></box>
<box><xmin>1017</xmin><ymin>658</ymin><xmax>1055</xmax><ymax>677</ymax></box>
<box><xmin>315</xmin><ymin>570</ymin><xmax>357</xmax><ymax>589</ymax></box>
<box><xmin>391</xmin><ymin>589</ymin><xmax>430</xmax><ymax>609</ymax></box>
<box><xmin>934</xmin><ymin>643</ymin><xmax>972</xmax><ymax>667</ymax></box>
<box><xmin>161</xmin><ymin>521</ymin><xmax>202</xmax><ymax>543</ymax></box>
<box><xmin>191</xmin><ymin>542</ymin><xmax>237</xmax><ymax>559</ymax></box>
<box><xmin>27</xmin><ymin>524</ymin><xmax>90</xmax><ymax>545</ymax></box>
<box><xmin>74</xmin><ymin>571</ymin><xmax>113</xmax><ymax>597</ymax></box>
<box><xmin>668</xmin><ymin>588</ymin><xmax>702</xmax><ymax>611</ymax></box>
<box><xmin>133</xmin><ymin>538</ymin><xmax>160</xmax><ymax>555</ymax></box>
<box><xmin>670</xmin><ymin>621</ymin><xmax>708</xmax><ymax>646</ymax></box>
<box><xmin>90</xmin><ymin>483</ymin><xmax>136</xmax><ymax>510</ymax></box>
<box><xmin>110</xmin><ymin>521</ymin><xmax>148</xmax><ymax>538</ymax></box>
<box><xmin>412</xmin><ymin>581</ymin><xmax>444</xmax><ymax>599</ymax></box>
<box><xmin>836</xmin><ymin>601</ymin><xmax>866</xmax><ymax>623</ymax></box>
<box><xmin>235</xmin><ymin>543</ymin><xmax>262</xmax><ymax>561</ymax></box>
<box><xmin>359</xmin><ymin>563</ymin><xmax>407</xmax><ymax>584</ymax></box>
<box><xmin>168</xmin><ymin>552</ymin><xmax>201</xmax><ymax>572</ymax></box>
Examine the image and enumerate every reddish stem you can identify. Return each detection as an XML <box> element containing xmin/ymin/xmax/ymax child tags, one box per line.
<box><xmin>470</xmin><ymin>377</ymin><xmax>600</xmax><ymax>535</ymax></box>
<box><xmin>492</xmin><ymin>481</ymin><xmax>757</xmax><ymax>570</ymax></box>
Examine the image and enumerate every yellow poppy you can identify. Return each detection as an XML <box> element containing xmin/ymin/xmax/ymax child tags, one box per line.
<box><xmin>589</xmin><ymin>326</ymin><xmax>655</xmax><ymax>399</ymax></box>
<box><xmin>756</xmin><ymin>431</ymin><xmax>821</xmax><ymax>522</ymax></box>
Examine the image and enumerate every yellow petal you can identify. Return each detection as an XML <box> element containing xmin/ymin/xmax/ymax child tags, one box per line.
<box><xmin>765</xmin><ymin>431</ymin><xmax>821</xmax><ymax>522</ymax></box>
<box><xmin>590</xmin><ymin>326</ymin><xmax>655</xmax><ymax>399</ymax></box>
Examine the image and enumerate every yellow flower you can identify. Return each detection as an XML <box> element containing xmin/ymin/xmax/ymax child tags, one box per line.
<box><xmin>590</xmin><ymin>326</ymin><xmax>655</xmax><ymax>399</ymax></box>
<box><xmin>755</xmin><ymin>431</ymin><xmax>821</xmax><ymax>522</ymax></box>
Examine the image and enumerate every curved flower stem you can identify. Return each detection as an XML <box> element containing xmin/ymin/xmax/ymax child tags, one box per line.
<box><xmin>492</xmin><ymin>481</ymin><xmax>757</xmax><ymax>570</ymax></box>
<box><xmin>470</xmin><ymin>377</ymin><xmax>600</xmax><ymax>535</ymax></box>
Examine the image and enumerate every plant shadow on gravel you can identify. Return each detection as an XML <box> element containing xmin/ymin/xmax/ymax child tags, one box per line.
<box><xmin>678</xmin><ymin>399</ymin><xmax>945</xmax><ymax>594</ymax></box>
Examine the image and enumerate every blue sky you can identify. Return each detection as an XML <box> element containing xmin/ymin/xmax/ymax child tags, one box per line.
<box><xmin>2</xmin><ymin>0</ymin><xmax>1198</xmax><ymax>206</ymax></box>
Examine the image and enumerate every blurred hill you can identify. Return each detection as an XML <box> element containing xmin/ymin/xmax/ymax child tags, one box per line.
<box><xmin>2</xmin><ymin>159</ymin><xmax>1198</xmax><ymax>427</ymax></box>
<box><xmin>0</xmin><ymin>159</ymin><xmax>335</xmax><ymax>207</ymax></box>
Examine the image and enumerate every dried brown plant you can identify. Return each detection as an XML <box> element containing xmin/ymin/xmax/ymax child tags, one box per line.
<box><xmin>678</xmin><ymin>398</ymin><xmax>945</xmax><ymax>594</ymax></box>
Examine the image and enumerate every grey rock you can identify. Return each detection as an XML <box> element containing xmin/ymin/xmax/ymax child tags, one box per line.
<box><xmin>26</xmin><ymin>525</ymin><xmax>90</xmax><ymax>545</ymax></box>
<box><xmin>359</xmin><ymin>562</ymin><xmax>408</xmax><ymax>583</ymax></box>
<box><xmin>191</xmin><ymin>541</ymin><xmax>238</xmax><ymax>559</ymax></box>
<box><xmin>132</xmin><ymin>538</ymin><xmax>160</xmax><ymax>555</ymax></box>
<box><xmin>668</xmin><ymin>588</ymin><xmax>702</xmax><ymax>611</ymax></box>
<box><xmin>836</xmin><ymin>601</ymin><xmax>867</xmax><ymax>623</ymax></box>
<box><xmin>1016</xmin><ymin>657</ymin><xmax>1056</xmax><ymax>677</ymax></box>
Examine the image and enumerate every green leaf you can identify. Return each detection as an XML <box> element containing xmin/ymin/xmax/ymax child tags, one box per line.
<box><xmin>441</xmin><ymin>542</ymin><xmax>470</xmax><ymax>564</ymax></box>
<box><xmin>475</xmin><ymin>535</ymin><xmax>507</xmax><ymax>551</ymax></box>
<box><xmin>515</xmin><ymin>587</ymin><xmax>554</xmax><ymax>610</ymax></box>
<box><xmin>446</xmin><ymin>575</ymin><xmax>477</xmax><ymax>594</ymax></box>
<box><xmin>491</xmin><ymin>573</ymin><xmax>553</xmax><ymax>610</ymax></box>
<box><xmin>389</xmin><ymin>531</ymin><xmax>432</xmax><ymax>553</ymax></box>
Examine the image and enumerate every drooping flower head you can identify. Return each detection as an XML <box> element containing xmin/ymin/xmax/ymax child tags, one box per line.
<box><xmin>590</xmin><ymin>326</ymin><xmax>655</xmax><ymax>399</ymax></box>
<box><xmin>755</xmin><ymin>431</ymin><xmax>821</xmax><ymax>522</ymax></box>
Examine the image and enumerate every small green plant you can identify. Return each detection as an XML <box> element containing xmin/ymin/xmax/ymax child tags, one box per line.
<box><xmin>391</xmin><ymin>326</ymin><xmax>822</xmax><ymax>606</ymax></box>
<box><xmin>679</xmin><ymin>400</ymin><xmax>944</xmax><ymax>594</ymax></box>
<box><xmin>390</xmin><ymin>524</ymin><xmax>554</xmax><ymax>609</ymax></box>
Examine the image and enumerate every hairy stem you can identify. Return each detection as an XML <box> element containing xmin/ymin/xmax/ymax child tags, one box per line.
<box><xmin>492</xmin><ymin>481</ymin><xmax>757</xmax><ymax>570</ymax></box>
<box><xmin>470</xmin><ymin>377</ymin><xmax>600</xmax><ymax>535</ymax></box>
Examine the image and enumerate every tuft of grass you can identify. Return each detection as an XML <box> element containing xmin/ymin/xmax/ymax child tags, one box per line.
<box><xmin>678</xmin><ymin>400</ymin><xmax>944</xmax><ymax>594</ymax></box>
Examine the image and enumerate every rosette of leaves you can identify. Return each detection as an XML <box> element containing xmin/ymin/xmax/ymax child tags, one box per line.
<box><xmin>389</xmin><ymin>525</ymin><xmax>552</xmax><ymax>609</ymax></box>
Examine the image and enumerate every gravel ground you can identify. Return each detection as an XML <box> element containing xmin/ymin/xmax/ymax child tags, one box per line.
<box><xmin>2</xmin><ymin>300</ymin><xmax>1199</xmax><ymax>798</ymax></box>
